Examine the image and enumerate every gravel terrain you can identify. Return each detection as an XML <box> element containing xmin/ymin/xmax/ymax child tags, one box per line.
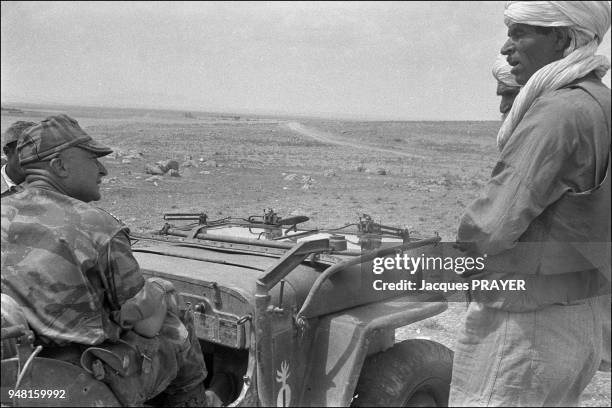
<box><xmin>2</xmin><ymin>105</ymin><xmax>610</xmax><ymax>406</ymax></box>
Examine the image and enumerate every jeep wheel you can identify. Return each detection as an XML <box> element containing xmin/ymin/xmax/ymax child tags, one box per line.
<box><xmin>352</xmin><ymin>339</ymin><xmax>453</xmax><ymax>407</ymax></box>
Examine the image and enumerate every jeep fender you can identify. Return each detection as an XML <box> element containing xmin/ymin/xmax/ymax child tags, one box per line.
<box><xmin>298</xmin><ymin>294</ymin><xmax>446</xmax><ymax>407</ymax></box>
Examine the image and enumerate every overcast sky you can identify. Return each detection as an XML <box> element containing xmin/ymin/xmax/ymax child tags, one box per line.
<box><xmin>2</xmin><ymin>1</ymin><xmax>611</xmax><ymax>120</ymax></box>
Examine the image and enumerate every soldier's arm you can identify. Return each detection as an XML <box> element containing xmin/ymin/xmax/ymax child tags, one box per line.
<box><xmin>99</xmin><ymin>230</ymin><xmax>168</xmax><ymax>337</ymax></box>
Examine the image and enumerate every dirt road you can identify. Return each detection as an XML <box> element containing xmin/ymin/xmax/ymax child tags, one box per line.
<box><xmin>285</xmin><ymin>121</ymin><xmax>427</xmax><ymax>160</ymax></box>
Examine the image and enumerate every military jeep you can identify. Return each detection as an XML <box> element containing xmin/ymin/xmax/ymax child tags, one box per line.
<box><xmin>1</xmin><ymin>210</ymin><xmax>453</xmax><ymax>407</ymax></box>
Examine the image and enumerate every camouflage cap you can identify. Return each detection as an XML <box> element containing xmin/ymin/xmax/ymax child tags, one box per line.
<box><xmin>2</xmin><ymin>121</ymin><xmax>37</xmax><ymax>148</ymax></box>
<box><xmin>18</xmin><ymin>114</ymin><xmax>113</xmax><ymax>165</ymax></box>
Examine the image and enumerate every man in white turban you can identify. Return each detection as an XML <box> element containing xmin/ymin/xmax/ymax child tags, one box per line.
<box><xmin>492</xmin><ymin>54</ymin><xmax>521</xmax><ymax>120</ymax></box>
<box><xmin>450</xmin><ymin>2</ymin><xmax>611</xmax><ymax>406</ymax></box>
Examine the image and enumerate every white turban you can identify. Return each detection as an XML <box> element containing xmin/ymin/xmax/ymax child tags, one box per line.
<box><xmin>504</xmin><ymin>1</ymin><xmax>611</xmax><ymax>44</ymax></box>
<box><xmin>496</xmin><ymin>1</ymin><xmax>611</xmax><ymax>150</ymax></box>
<box><xmin>492</xmin><ymin>54</ymin><xmax>520</xmax><ymax>88</ymax></box>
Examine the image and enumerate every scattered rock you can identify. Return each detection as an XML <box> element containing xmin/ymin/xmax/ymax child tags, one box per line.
<box><xmin>168</xmin><ymin>169</ymin><xmax>180</xmax><ymax>177</ymax></box>
<box><xmin>182</xmin><ymin>159</ymin><xmax>198</xmax><ymax>168</ymax></box>
<box><xmin>434</xmin><ymin>176</ymin><xmax>452</xmax><ymax>187</ymax></box>
<box><xmin>157</xmin><ymin>159</ymin><xmax>179</xmax><ymax>173</ymax></box>
<box><xmin>122</xmin><ymin>159</ymin><xmax>132</xmax><ymax>164</ymax></box>
<box><xmin>324</xmin><ymin>169</ymin><xmax>337</xmax><ymax>177</ymax></box>
<box><xmin>202</xmin><ymin>160</ymin><xmax>218</xmax><ymax>167</ymax></box>
<box><xmin>144</xmin><ymin>163</ymin><xmax>164</xmax><ymax>175</ymax></box>
<box><xmin>376</xmin><ymin>168</ymin><xmax>388</xmax><ymax>175</ymax></box>
<box><xmin>199</xmin><ymin>171</ymin><xmax>211</xmax><ymax>175</ymax></box>
<box><xmin>301</xmin><ymin>176</ymin><xmax>314</xmax><ymax>190</ymax></box>
<box><xmin>101</xmin><ymin>177</ymin><xmax>119</xmax><ymax>184</ymax></box>
<box><xmin>145</xmin><ymin>176</ymin><xmax>162</xmax><ymax>182</ymax></box>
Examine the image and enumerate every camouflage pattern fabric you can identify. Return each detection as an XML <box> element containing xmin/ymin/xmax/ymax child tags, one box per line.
<box><xmin>132</xmin><ymin>278</ymin><xmax>207</xmax><ymax>397</ymax></box>
<box><xmin>1</xmin><ymin>293</ymin><xmax>30</xmax><ymax>359</ymax></box>
<box><xmin>1</xmin><ymin>183</ymin><xmax>207</xmax><ymax>404</ymax></box>
<box><xmin>2</xmin><ymin>120</ymin><xmax>37</xmax><ymax>146</ymax></box>
<box><xmin>18</xmin><ymin>114</ymin><xmax>112</xmax><ymax>165</ymax></box>
<box><xmin>114</xmin><ymin>276</ymin><xmax>182</xmax><ymax>336</ymax></box>
<box><xmin>95</xmin><ymin>311</ymin><xmax>207</xmax><ymax>406</ymax></box>
<box><xmin>1</xmin><ymin>185</ymin><xmax>144</xmax><ymax>345</ymax></box>
<box><xmin>162</xmin><ymin>304</ymin><xmax>207</xmax><ymax>395</ymax></box>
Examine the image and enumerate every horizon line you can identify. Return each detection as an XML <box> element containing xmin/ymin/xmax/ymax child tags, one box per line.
<box><xmin>1</xmin><ymin>100</ymin><xmax>502</xmax><ymax>123</ymax></box>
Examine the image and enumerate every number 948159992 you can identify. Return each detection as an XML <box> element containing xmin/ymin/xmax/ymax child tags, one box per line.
<box><xmin>8</xmin><ymin>389</ymin><xmax>66</xmax><ymax>399</ymax></box>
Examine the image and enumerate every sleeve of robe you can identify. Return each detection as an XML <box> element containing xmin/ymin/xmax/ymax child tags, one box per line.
<box><xmin>457</xmin><ymin>89</ymin><xmax>602</xmax><ymax>257</ymax></box>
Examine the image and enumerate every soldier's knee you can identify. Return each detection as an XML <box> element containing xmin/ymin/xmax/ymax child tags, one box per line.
<box><xmin>147</xmin><ymin>277</ymin><xmax>180</xmax><ymax>315</ymax></box>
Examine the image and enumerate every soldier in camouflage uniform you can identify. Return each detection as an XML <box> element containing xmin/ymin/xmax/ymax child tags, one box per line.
<box><xmin>1</xmin><ymin>120</ymin><xmax>36</xmax><ymax>196</ymax></box>
<box><xmin>0</xmin><ymin>114</ymin><xmax>209</xmax><ymax>406</ymax></box>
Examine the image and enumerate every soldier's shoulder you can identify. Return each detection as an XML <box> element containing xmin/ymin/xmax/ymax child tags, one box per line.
<box><xmin>57</xmin><ymin>198</ymin><xmax>127</xmax><ymax>235</ymax></box>
<box><xmin>95</xmin><ymin>207</ymin><xmax>129</xmax><ymax>229</ymax></box>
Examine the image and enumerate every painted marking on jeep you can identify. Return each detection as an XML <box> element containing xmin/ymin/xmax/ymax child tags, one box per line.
<box><xmin>276</xmin><ymin>360</ymin><xmax>291</xmax><ymax>407</ymax></box>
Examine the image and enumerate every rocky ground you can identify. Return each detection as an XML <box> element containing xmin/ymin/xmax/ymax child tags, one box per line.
<box><xmin>1</xmin><ymin>107</ymin><xmax>610</xmax><ymax>406</ymax></box>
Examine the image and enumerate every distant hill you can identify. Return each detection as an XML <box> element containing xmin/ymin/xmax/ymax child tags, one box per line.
<box><xmin>1</xmin><ymin>106</ymin><xmax>24</xmax><ymax>114</ymax></box>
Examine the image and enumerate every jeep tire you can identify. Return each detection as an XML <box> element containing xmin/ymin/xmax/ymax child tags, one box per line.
<box><xmin>352</xmin><ymin>339</ymin><xmax>453</xmax><ymax>407</ymax></box>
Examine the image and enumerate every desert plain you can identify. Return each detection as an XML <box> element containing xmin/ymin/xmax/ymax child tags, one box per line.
<box><xmin>1</xmin><ymin>103</ymin><xmax>610</xmax><ymax>406</ymax></box>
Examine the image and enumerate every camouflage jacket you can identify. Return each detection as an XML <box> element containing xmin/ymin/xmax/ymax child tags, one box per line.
<box><xmin>1</xmin><ymin>184</ymin><xmax>144</xmax><ymax>346</ymax></box>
